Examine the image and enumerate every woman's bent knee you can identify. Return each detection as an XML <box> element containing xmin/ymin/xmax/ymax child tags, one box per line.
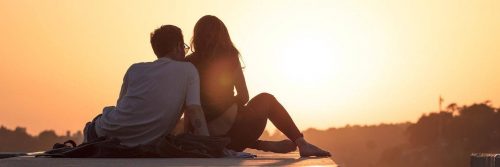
<box><xmin>255</xmin><ymin>92</ymin><xmax>275</xmax><ymax>101</ymax></box>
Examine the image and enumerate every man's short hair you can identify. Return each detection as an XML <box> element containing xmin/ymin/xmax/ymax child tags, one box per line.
<box><xmin>150</xmin><ymin>25</ymin><xmax>183</xmax><ymax>58</ymax></box>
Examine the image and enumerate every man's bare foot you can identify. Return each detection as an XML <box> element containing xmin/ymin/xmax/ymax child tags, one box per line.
<box><xmin>295</xmin><ymin>137</ymin><xmax>331</xmax><ymax>157</ymax></box>
<box><xmin>255</xmin><ymin>140</ymin><xmax>297</xmax><ymax>153</ymax></box>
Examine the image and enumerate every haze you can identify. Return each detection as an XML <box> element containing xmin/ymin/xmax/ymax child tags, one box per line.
<box><xmin>0</xmin><ymin>0</ymin><xmax>499</xmax><ymax>135</ymax></box>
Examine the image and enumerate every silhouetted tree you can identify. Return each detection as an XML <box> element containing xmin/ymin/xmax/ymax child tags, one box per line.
<box><xmin>383</xmin><ymin>102</ymin><xmax>500</xmax><ymax>167</ymax></box>
<box><xmin>2</xmin><ymin>101</ymin><xmax>498</xmax><ymax>167</ymax></box>
<box><xmin>0</xmin><ymin>126</ymin><xmax>83</xmax><ymax>152</ymax></box>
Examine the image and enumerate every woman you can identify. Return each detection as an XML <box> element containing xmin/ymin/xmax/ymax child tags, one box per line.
<box><xmin>186</xmin><ymin>15</ymin><xmax>330</xmax><ymax>157</ymax></box>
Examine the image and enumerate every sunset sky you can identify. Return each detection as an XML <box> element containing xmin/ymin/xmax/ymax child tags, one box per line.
<box><xmin>1</xmin><ymin>0</ymin><xmax>499</xmax><ymax>135</ymax></box>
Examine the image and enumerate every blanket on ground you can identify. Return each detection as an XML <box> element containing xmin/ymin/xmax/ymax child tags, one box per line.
<box><xmin>37</xmin><ymin>134</ymin><xmax>230</xmax><ymax>158</ymax></box>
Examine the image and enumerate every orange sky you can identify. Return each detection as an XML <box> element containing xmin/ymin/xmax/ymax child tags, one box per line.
<box><xmin>1</xmin><ymin>0</ymin><xmax>499</xmax><ymax>135</ymax></box>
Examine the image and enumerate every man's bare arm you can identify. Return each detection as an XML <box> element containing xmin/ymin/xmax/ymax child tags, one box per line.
<box><xmin>184</xmin><ymin>105</ymin><xmax>210</xmax><ymax>136</ymax></box>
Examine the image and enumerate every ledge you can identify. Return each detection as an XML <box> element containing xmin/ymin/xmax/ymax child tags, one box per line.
<box><xmin>0</xmin><ymin>152</ymin><xmax>336</xmax><ymax>167</ymax></box>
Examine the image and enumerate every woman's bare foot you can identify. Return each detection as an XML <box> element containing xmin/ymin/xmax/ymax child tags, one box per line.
<box><xmin>295</xmin><ymin>137</ymin><xmax>331</xmax><ymax>157</ymax></box>
<box><xmin>255</xmin><ymin>140</ymin><xmax>297</xmax><ymax>153</ymax></box>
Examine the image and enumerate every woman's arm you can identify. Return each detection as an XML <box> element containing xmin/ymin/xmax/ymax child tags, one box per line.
<box><xmin>234</xmin><ymin>62</ymin><xmax>249</xmax><ymax>105</ymax></box>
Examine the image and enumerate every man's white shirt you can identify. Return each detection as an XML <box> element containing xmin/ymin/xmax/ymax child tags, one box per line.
<box><xmin>95</xmin><ymin>57</ymin><xmax>201</xmax><ymax>146</ymax></box>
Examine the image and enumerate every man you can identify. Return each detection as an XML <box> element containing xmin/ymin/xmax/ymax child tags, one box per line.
<box><xmin>83</xmin><ymin>25</ymin><xmax>209</xmax><ymax>146</ymax></box>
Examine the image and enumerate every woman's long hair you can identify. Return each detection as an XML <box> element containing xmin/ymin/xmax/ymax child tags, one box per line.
<box><xmin>191</xmin><ymin>15</ymin><xmax>242</xmax><ymax>68</ymax></box>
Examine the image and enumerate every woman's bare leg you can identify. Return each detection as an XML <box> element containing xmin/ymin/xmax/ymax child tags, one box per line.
<box><xmin>226</xmin><ymin>93</ymin><xmax>331</xmax><ymax>156</ymax></box>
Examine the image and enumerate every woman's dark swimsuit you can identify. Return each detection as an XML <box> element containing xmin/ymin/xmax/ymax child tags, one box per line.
<box><xmin>187</xmin><ymin>53</ymin><xmax>303</xmax><ymax>151</ymax></box>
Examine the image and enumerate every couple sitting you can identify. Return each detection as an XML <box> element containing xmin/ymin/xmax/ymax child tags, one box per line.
<box><xmin>83</xmin><ymin>15</ymin><xmax>330</xmax><ymax>157</ymax></box>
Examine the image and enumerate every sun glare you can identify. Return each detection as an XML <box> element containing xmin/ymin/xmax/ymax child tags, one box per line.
<box><xmin>277</xmin><ymin>35</ymin><xmax>337</xmax><ymax>87</ymax></box>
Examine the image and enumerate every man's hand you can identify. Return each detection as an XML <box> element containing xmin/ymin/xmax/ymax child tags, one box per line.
<box><xmin>184</xmin><ymin>105</ymin><xmax>210</xmax><ymax>136</ymax></box>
